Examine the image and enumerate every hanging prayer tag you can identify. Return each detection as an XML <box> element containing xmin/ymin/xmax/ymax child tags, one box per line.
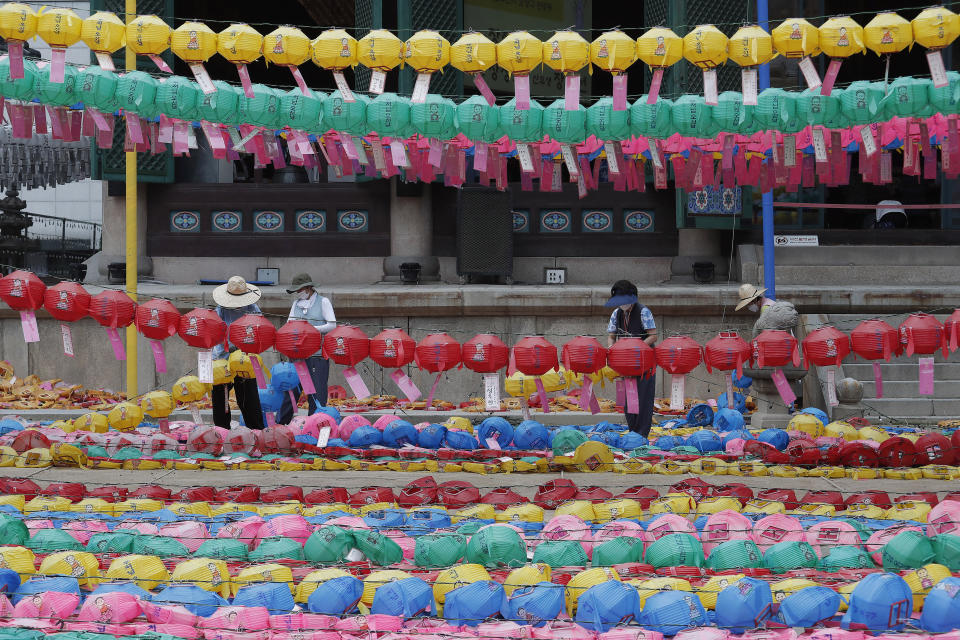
<box><xmin>188</xmin><ymin>63</ymin><xmax>216</xmax><ymax>94</ymax></box>
<box><xmin>784</xmin><ymin>135</ymin><xmax>797</xmax><ymax>166</ymax></box>
<box><xmin>726</xmin><ymin>374</ymin><xmax>735</xmax><ymax>409</ymax></box>
<box><xmin>798</xmin><ymin>56</ymin><xmax>822</xmax><ymax>90</ymax></box>
<box><xmin>369</xmin><ymin>70</ymin><xmax>386</xmax><ymax>94</ymax></box>
<box><xmin>198</xmin><ymin>350</ymin><xmax>213</xmax><ymax>384</ymax></box>
<box><xmin>516</xmin><ymin>143</ymin><xmax>534</xmax><ymax>173</ymax></box>
<box><xmin>670</xmin><ymin>375</ymin><xmax>685</xmax><ymax>411</ymax></box>
<box><xmin>742</xmin><ymin>68</ymin><xmax>758</xmax><ymax>106</ymax></box>
<box><xmin>61</xmin><ymin>325</ymin><xmax>74</xmax><ymax>357</ymax></box>
<box><xmin>604</xmin><ymin>142</ymin><xmax>620</xmax><ymax>175</ymax></box>
<box><xmin>860</xmin><ymin>126</ymin><xmax>877</xmax><ymax>157</ymax></box>
<box><xmin>812</xmin><ymin>129</ymin><xmax>828</xmax><ymax>163</ymax></box>
<box><xmin>826</xmin><ymin>369</ymin><xmax>838</xmax><ymax>407</ymax></box>
<box><xmin>412</xmin><ymin>73</ymin><xmax>431</xmax><ymax>103</ymax></box>
<box><xmin>334</xmin><ymin>72</ymin><xmax>356</xmax><ymax>102</ymax></box>
<box><xmin>927</xmin><ymin>50</ymin><xmax>949</xmax><ymax>88</ymax></box>
<box><xmin>561</xmin><ymin>145</ymin><xmax>579</xmax><ymax>177</ymax></box>
<box><xmin>880</xmin><ymin>152</ymin><xmax>892</xmax><ymax>183</ymax></box>
<box><xmin>19</xmin><ymin>311</ymin><xmax>39</xmax><ymax>343</ymax></box>
<box><xmin>703</xmin><ymin>69</ymin><xmax>719</xmax><ymax>105</ymax></box>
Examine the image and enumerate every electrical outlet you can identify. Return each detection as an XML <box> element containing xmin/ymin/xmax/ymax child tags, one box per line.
<box><xmin>544</xmin><ymin>267</ymin><xmax>566</xmax><ymax>285</ymax></box>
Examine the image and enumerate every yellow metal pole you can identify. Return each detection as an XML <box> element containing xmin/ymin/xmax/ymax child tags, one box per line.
<box><xmin>124</xmin><ymin>0</ymin><xmax>138</xmax><ymax>399</ymax></box>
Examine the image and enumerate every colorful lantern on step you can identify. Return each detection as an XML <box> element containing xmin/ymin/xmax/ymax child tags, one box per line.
<box><xmin>802</xmin><ymin>325</ymin><xmax>850</xmax><ymax>367</ymax></box>
<box><xmin>108</xmin><ymin>402</ymin><xmax>142</xmax><ymax>431</ymax></box>
<box><xmin>171</xmin><ymin>21</ymin><xmax>218</xmax><ymax>94</ymax></box>
<box><xmin>899</xmin><ymin>313</ymin><xmax>946</xmax><ymax>357</ymax></box>
<box><xmin>0</xmin><ymin>3</ymin><xmax>38</xmax><ymax>80</ymax></box>
<box><xmin>405</xmin><ymin>30</ymin><xmax>450</xmax><ymax>103</ymax></box>
<box><xmin>637</xmin><ymin>27</ymin><xmax>682</xmax><ymax>104</ymax></box>
<box><xmin>141</xmin><ymin>391</ymin><xmax>174</xmax><ymax>430</ymax></box>
<box><xmin>496</xmin><ymin>31</ymin><xmax>543</xmax><ymax>110</ymax></box>
<box><xmin>172</xmin><ymin>375</ymin><xmax>205</xmax><ymax>404</ymax></box>
<box><xmin>590</xmin><ymin>30</ymin><xmax>635</xmax><ymax>111</ymax></box>
<box><xmin>704</xmin><ymin>331</ymin><xmax>752</xmax><ymax>378</ymax></box>
<box><xmin>36</xmin><ymin>6</ymin><xmax>82</xmax><ymax>83</ymax></box>
<box><xmin>912</xmin><ymin>7</ymin><xmax>960</xmax><ymax>88</ymax></box>
<box><xmin>656</xmin><ymin>335</ymin><xmax>702</xmax><ymax>411</ymax></box>
<box><xmin>228</xmin><ymin>314</ymin><xmax>276</xmax><ymax>354</ymax></box>
<box><xmin>543</xmin><ymin>30</ymin><xmax>590</xmax><ymax>110</ymax></box>
<box><xmin>451</xmin><ymin>32</ymin><xmax>497</xmax><ymax>105</ymax></box>
<box><xmin>772</xmin><ymin>18</ymin><xmax>821</xmax><ymax>89</ymax></box>
<box><xmin>945</xmin><ymin>309</ymin><xmax>960</xmax><ymax>354</ymax></box>
<box><xmin>275</xmin><ymin>320</ymin><xmax>323</xmax><ymax>360</ymax></box>
<box><xmin>217</xmin><ymin>23</ymin><xmax>262</xmax><ymax>98</ymax></box>
<box><xmin>415</xmin><ymin>333</ymin><xmax>461</xmax><ymax>373</ymax></box>
<box><xmin>80</xmin><ymin>11</ymin><xmax>126</xmax><ymax>71</ymax></box>
<box><xmin>683</xmin><ymin>25</ymin><xmax>728</xmax><ymax>105</ymax></box>
<box><xmin>727</xmin><ymin>25</ymin><xmax>774</xmax><ymax>106</ymax></box>
<box><xmin>263</xmin><ymin>25</ymin><xmax>312</xmax><ymax>95</ymax></box>
<box><xmin>312</xmin><ymin>29</ymin><xmax>357</xmax><ymax>101</ymax></box>
<box><xmin>462</xmin><ymin>334</ymin><xmax>509</xmax><ymax>373</ymax></box>
<box><xmin>358</xmin><ymin>29</ymin><xmax>404</xmax><ymax>94</ymax></box>
<box><xmin>818</xmin><ymin>16</ymin><xmax>864</xmax><ymax>95</ymax></box>
<box><xmin>127</xmin><ymin>15</ymin><xmax>173</xmax><ymax>72</ymax></box>
<box><xmin>178</xmin><ymin>308</ymin><xmax>226</xmax><ymax>349</ymax></box>
<box><xmin>42</xmin><ymin>282</ymin><xmax>89</xmax><ymax>323</ymax></box>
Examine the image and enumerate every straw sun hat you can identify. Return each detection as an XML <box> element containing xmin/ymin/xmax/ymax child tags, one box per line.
<box><xmin>212</xmin><ymin>276</ymin><xmax>262</xmax><ymax>309</ymax></box>
<box><xmin>735</xmin><ymin>283</ymin><xmax>767</xmax><ymax>311</ymax></box>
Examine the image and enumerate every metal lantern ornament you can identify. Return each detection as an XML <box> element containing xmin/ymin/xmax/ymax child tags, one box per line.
<box><xmin>323</xmin><ymin>325</ymin><xmax>371</xmax><ymax>400</ymax></box>
<box><xmin>682</xmin><ymin>24</ymin><xmax>728</xmax><ymax>106</ymax></box>
<box><xmin>496</xmin><ymin>31</ymin><xmax>543</xmax><ymax>110</ymax></box>
<box><xmin>405</xmin><ymin>29</ymin><xmax>450</xmax><ymax>103</ymax></box>
<box><xmin>171</xmin><ymin>21</ymin><xmax>218</xmax><ymax>94</ymax></box>
<box><xmin>178</xmin><ymin>308</ymin><xmax>226</xmax><ymax>384</ymax></box>
<box><xmin>0</xmin><ymin>270</ymin><xmax>45</xmax><ymax>344</ymax></box>
<box><xmin>543</xmin><ymin>30</ymin><xmax>590</xmax><ymax>110</ymax></box>
<box><xmin>358</xmin><ymin>29</ymin><xmax>404</xmax><ymax>94</ymax></box>
<box><xmin>818</xmin><ymin>16</ymin><xmax>864</xmax><ymax>95</ymax></box>
<box><xmin>655</xmin><ymin>335</ymin><xmax>703</xmax><ymax>410</ymax></box>
<box><xmin>562</xmin><ymin>336</ymin><xmax>607</xmax><ymax>413</ymax></box>
<box><xmin>228</xmin><ymin>314</ymin><xmax>276</xmax><ymax>388</ymax></box>
<box><xmin>135</xmin><ymin>298</ymin><xmax>181</xmax><ymax>374</ymax></box>
<box><xmin>88</xmin><ymin>290</ymin><xmax>136</xmax><ymax>360</ymax></box>
<box><xmin>43</xmin><ymin>282</ymin><xmax>90</xmax><ymax>358</ymax></box>
<box><xmin>36</xmin><ymin>6</ymin><xmax>82</xmax><ymax>83</ymax></box>
<box><xmin>127</xmin><ymin>14</ymin><xmax>173</xmax><ymax>73</ymax></box>
<box><xmin>80</xmin><ymin>11</ymin><xmax>126</xmax><ymax>71</ymax></box>
<box><xmin>727</xmin><ymin>25</ymin><xmax>774</xmax><ymax>106</ymax></box>
<box><xmin>0</xmin><ymin>3</ymin><xmax>37</xmax><ymax>79</ymax></box>
<box><xmin>911</xmin><ymin>7</ymin><xmax>960</xmax><ymax>89</ymax></box>
<box><xmin>263</xmin><ymin>26</ymin><xmax>312</xmax><ymax>95</ymax></box>
<box><xmin>590</xmin><ymin>30</ymin><xmax>636</xmax><ymax>111</ymax></box>
<box><xmin>451</xmin><ymin>32</ymin><xmax>497</xmax><ymax>106</ymax></box>
<box><xmin>312</xmin><ymin>28</ymin><xmax>357</xmax><ymax>102</ymax></box>
<box><xmin>772</xmin><ymin>18</ymin><xmax>821</xmax><ymax>89</ymax></box>
<box><xmin>636</xmin><ymin>27</ymin><xmax>683</xmax><ymax>105</ymax></box>
<box><xmin>217</xmin><ymin>23</ymin><xmax>262</xmax><ymax>98</ymax></box>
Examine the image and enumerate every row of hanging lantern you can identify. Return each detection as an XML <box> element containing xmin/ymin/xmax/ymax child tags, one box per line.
<box><xmin>2</xmin><ymin>269</ymin><xmax>959</xmax><ymax>413</ymax></box>
<box><xmin>0</xmin><ymin>4</ymin><xmax>957</xmax><ymax>110</ymax></box>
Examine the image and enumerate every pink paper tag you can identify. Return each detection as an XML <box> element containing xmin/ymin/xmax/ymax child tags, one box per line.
<box><xmin>32</xmin><ymin>104</ymin><xmax>46</xmax><ymax>134</ymax></box>
<box><xmin>612</xmin><ymin>74</ymin><xmax>628</xmax><ymax>111</ymax></box>
<box><xmin>288</xmin><ymin>390</ymin><xmax>299</xmax><ymax>416</ymax></box>
<box><xmin>390</xmin><ymin>369</ymin><xmax>421</xmax><ymax>402</ymax></box>
<box><xmin>236</xmin><ymin>64</ymin><xmax>255</xmax><ymax>98</ymax></box>
<box><xmin>473</xmin><ymin>73</ymin><xmax>496</xmax><ymax>106</ymax></box>
<box><xmin>148</xmin><ymin>54</ymin><xmax>173</xmax><ymax>73</ymax></box>
<box><xmin>389</xmin><ymin>141</ymin><xmax>408</xmax><ymax>167</ymax></box>
<box><xmin>127</xmin><ymin>114</ymin><xmax>146</xmax><ymax>145</ymax></box>
<box><xmin>873</xmin><ymin>362</ymin><xmax>884</xmax><ymax>398</ymax></box>
<box><xmin>534</xmin><ymin>377</ymin><xmax>550</xmax><ymax>414</ymax></box>
<box><xmin>578</xmin><ymin>378</ymin><xmax>593</xmax><ymax>411</ymax></box>
<box><xmin>798</xmin><ymin>56</ymin><xmax>822</xmax><ymax>90</ymax></box>
<box><xmin>707</xmin><ymin>398</ymin><xmax>718</xmax><ymax>408</ymax></box>
<box><xmin>485</xmin><ymin>437</ymin><xmax>501</xmax><ymax>450</ymax></box>
<box><xmin>564</xmin><ymin>74</ymin><xmax>581</xmax><ymax>110</ymax></box>
<box><xmin>106</xmin><ymin>328</ymin><xmax>126</xmax><ymax>360</ymax></box>
<box><xmin>425</xmin><ymin>372</ymin><xmax>443</xmax><ymax>409</ymax></box>
<box><xmin>266</xmin><ymin>412</ymin><xmax>276</xmax><ymax>427</ymax></box>
<box><xmin>647</xmin><ymin>68</ymin><xmax>664</xmax><ymax>105</ymax></box>
<box><xmin>514</xmin><ymin>75</ymin><xmax>531</xmax><ymax>110</ymax></box>
<box><xmin>294</xmin><ymin>360</ymin><xmax>316</xmax><ymax>395</ymax></box>
<box><xmin>821</xmin><ymin>59</ymin><xmax>843</xmax><ymax>96</ymax></box>
<box><xmin>19</xmin><ymin>310</ymin><xmax>39</xmax><ymax>343</ymax></box>
<box><xmin>770</xmin><ymin>369</ymin><xmax>797</xmax><ymax>407</ymax></box>
<box><xmin>94</xmin><ymin>51</ymin><xmax>115</xmax><ymax>71</ymax></box>
<box><xmin>474</xmin><ymin>142</ymin><xmax>488</xmax><ymax>172</ymax></box>
<box><xmin>150</xmin><ymin>340</ymin><xmax>167</xmax><ymax>373</ymax></box>
<box><xmin>290</xmin><ymin>66</ymin><xmax>310</xmax><ymax>96</ymax></box>
<box><xmin>919</xmin><ymin>357</ymin><xmax>935</xmax><ymax>396</ymax></box>
<box><xmin>250</xmin><ymin>357</ymin><xmax>266</xmax><ymax>389</ymax></box>
<box><xmin>340</xmin><ymin>134</ymin><xmax>359</xmax><ymax>160</ymax></box>
<box><xmin>7</xmin><ymin>41</ymin><xmax>24</xmax><ymax>80</ymax></box>
<box><xmin>615</xmin><ymin>377</ymin><xmax>626</xmax><ymax>409</ymax></box>
<box><xmin>625</xmin><ymin>377</ymin><xmax>640</xmax><ymax>414</ymax></box>
<box><xmin>159</xmin><ymin>418</ymin><xmax>170</xmax><ymax>434</ymax></box>
<box><xmin>428</xmin><ymin>138</ymin><xmax>443</xmax><ymax>167</ymax></box>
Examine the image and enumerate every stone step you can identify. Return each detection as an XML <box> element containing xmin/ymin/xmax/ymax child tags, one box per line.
<box><xmin>844</xmin><ymin>362</ymin><xmax>960</xmax><ymax>381</ymax></box>
<box><xmin>776</xmin><ymin>265</ymin><xmax>960</xmax><ymax>286</ymax></box>
<box><xmin>858</xmin><ymin>380</ymin><xmax>956</xmax><ymax>399</ymax></box>
<box><xmin>859</xmin><ymin>397</ymin><xmax>960</xmax><ymax>419</ymax></box>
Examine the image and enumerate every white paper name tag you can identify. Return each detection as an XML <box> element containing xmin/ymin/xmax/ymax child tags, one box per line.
<box><xmin>670</xmin><ymin>375</ymin><xmax>685</xmax><ymax>411</ymax></box>
<box><xmin>812</xmin><ymin>128</ymin><xmax>828</xmax><ymax>163</ymax></box>
<box><xmin>61</xmin><ymin>324</ymin><xmax>74</xmax><ymax>357</ymax></box>
<box><xmin>484</xmin><ymin>374</ymin><xmax>500</xmax><ymax>411</ymax></box>
<box><xmin>198</xmin><ymin>350</ymin><xmax>213</xmax><ymax>384</ymax></box>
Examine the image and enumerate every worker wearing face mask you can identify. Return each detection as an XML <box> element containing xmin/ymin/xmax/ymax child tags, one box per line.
<box><xmin>276</xmin><ymin>273</ymin><xmax>338</xmax><ymax>424</ymax></box>
<box><xmin>735</xmin><ymin>283</ymin><xmax>774</xmax><ymax>315</ymax></box>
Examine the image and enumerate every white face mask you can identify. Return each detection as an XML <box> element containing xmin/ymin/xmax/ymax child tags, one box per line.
<box><xmin>296</xmin><ymin>290</ymin><xmax>312</xmax><ymax>301</ymax></box>
<box><xmin>747</xmin><ymin>303</ymin><xmax>759</xmax><ymax>312</ymax></box>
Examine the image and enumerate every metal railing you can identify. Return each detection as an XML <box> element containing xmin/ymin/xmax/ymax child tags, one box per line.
<box><xmin>23</xmin><ymin>212</ymin><xmax>102</xmax><ymax>251</ymax></box>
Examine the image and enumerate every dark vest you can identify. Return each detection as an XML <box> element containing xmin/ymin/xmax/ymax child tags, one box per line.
<box><xmin>613</xmin><ymin>304</ymin><xmax>651</xmax><ymax>341</ymax></box>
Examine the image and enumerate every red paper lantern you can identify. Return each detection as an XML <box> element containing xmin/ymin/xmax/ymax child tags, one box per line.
<box><xmin>899</xmin><ymin>313</ymin><xmax>946</xmax><ymax>357</ymax></box>
<box><xmin>851</xmin><ymin>319</ymin><xmax>900</xmax><ymax>361</ymax></box>
<box><xmin>414</xmin><ymin>333</ymin><xmax>462</xmax><ymax>373</ymax></box>
<box><xmin>703</xmin><ymin>331</ymin><xmax>753</xmax><ymax>374</ymax></box>
<box><xmin>561</xmin><ymin>336</ymin><xmax>607</xmax><ymax>374</ymax></box>
<box><xmin>0</xmin><ymin>270</ymin><xmax>46</xmax><ymax>310</ymax></box>
<box><xmin>462</xmin><ymin>334</ymin><xmax>509</xmax><ymax>373</ymax></box>
<box><xmin>655</xmin><ymin>335</ymin><xmax>702</xmax><ymax>374</ymax></box>
<box><xmin>945</xmin><ymin>309</ymin><xmax>960</xmax><ymax>354</ymax></box>
<box><xmin>512</xmin><ymin>336</ymin><xmax>558</xmax><ymax>376</ymax></box>
<box><xmin>369</xmin><ymin>328</ymin><xmax>416</xmax><ymax>368</ymax></box>
<box><xmin>322</xmin><ymin>325</ymin><xmax>370</xmax><ymax>366</ymax></box>
<box><xmin>801</xmin><ymin>326</ymin><xmax>850</xmax><ymax>367</ymax></box>
<box><xmin>135</xmin><ymin>298</ymin><xmax>181</xmax><ymax>341</ymax></box>
<box><xmin>751</xmin><ymin>330</ymin><xmax>800</xmax><ymax>368</ymax></box>
<box><xmin>607</xmin><ymin>337</ymin><xmax>657</xmax><ymax>377</ymax></box>
<box><xmin>228</xmin><ymin>314</ymin><xmax>276</xmax><ymax>354</ymax></box>
<box><xmin>89</xmin><ymin>290</ymin><xmax>136</xmax><ymax>328</ymax></box>
<box><xmin>42</xmin><ymin>282</ymin><xmax>90</xmax><ymax>322</ymax></box>
<box><xmin>178</xmin><ymin>308</ymin><xmax>227</xmax><ymax>350</ymax></box>
<box><xmin>275</xmin><ymin>319</ymin><xmax>323</xmax><ymax>360</ymax></box>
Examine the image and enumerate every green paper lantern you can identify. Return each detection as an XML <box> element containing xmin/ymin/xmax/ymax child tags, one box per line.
<box><xmin>586</xmin><ymin>97</ymin><xmax>631</xmax><ymax>142</ymax></box>
<box><xmin>796</xmin><ymin>88</ymin><xmax>841</xmax><ymax>127</ymax></box>
<box><xmin>116</xmin><ymin>71</ymin><xmax>159</xmax><ymax>119</ymax></box>
<box><xmin>365</xmin><ymin>92</ymin><xmax>412</xmax><ymax>138</ymax></box>
<box><xmin>839</xmin><ymin>81</ymin><xmax>883</xmax><ymax>126</ymax></box>
<box><xmin>881</xmin><ymin>530</ymin><xmax>935</xmax><ymax>571</ymax></box>
<box><xmin>465</xmin><ymin>525</ymin><xmax>527</xmax><ymax>568</ymax></box>
<box><xmin>304</xmin><ymin>525</ymin><xmax>354</xmax><ymax>564</ymax></box>
<box><xmin>411</xmin><ymin>94</ymin><xmax>458</xmax><ymax>140</ymax></box>
<box><xmin>322</xmin><ymin>91</ymin><xmax>368</xmax><ymax>135</ymax></box>
<box><xmin>671</xmin><ymin>94</ymin><xmax>714</xmax><ymax>138</ymax></box>
<box><xmin>238</xmin><ymin>83</ymin><xmax>282</xmax><ymax>129</ymax></box>
<box><xmin>156</xmin><ymin>75</ymin><xmax>200</xmax><ymax>121</ymax></box>
<box><xmin>630</xmin><ymin>96</ymin><xmax>673</xmax><ymax>139</ymax></box>
<box><xmin>0</xmin><ymin>58</ymin><xmax>38</xmax><ymax>101</ymax></box>
<box><xmin>456</xmin><ymin>95</ymin><xmax>502</xmax><ymax>143</ymax></box>
<box><xmin>281</xmin><ymin>87</ymin><xmax>325</xmax><ymax>133</ymax></box>
<box><xmin>27</xmin><ymin>528</ymin><xmax>83</xmax><ymax>553</ymax></box>
<box><xmin>0</xmin><ymin>514</ymin><xmax>28</xmax><ymax>546</ymax></box>
<box><xmin>932</xmin><ymin>533</ymin><xmax>960</xmax><ymax>571</ymax></box>
<box><xmin>753</xmin><ymin>88</ymin><xmax>797</xmax><ymax>131</ymax></box>
<box><xmin>194</xmin><ymin>538</ymin><xmax>249</xmax><ymax>560</ymax></box>
<box><xmin>414</xmin><ymin>533</ymin><xmax>467</xmax><ymax>568</ymax></box>
<box><xmin>929</xmin><ymin>72</ymin><xmax>960</xmax><ymax>115</ymax></box>
<box><xmin>354</xmin><ymin>529</ymin><xmax>404</xmax><ymax>566</ymax></box>
<box><xmin>762</xmin><ymin>540</ymin><xmax>818</xmax><ymax>574</ymax></box>
<box><xmin>883</xmin><ymin>77</ymin><xmax>933</xmax><ymax>119</ymax></box>
<box><xmin>197</xmin><ymin>80</ymin><xmax>240</xmax><ymax>125</ymax></box>
<box><xmin>592</xmin><ymin>536</ymin><xmax>643</xmax><ymax>567</ymax></box>
<box><xmin>713</xmin><ymin>91</ymin><xmax>754</xmax><ymax>134</ymax></box>
<box><xmin>36</xmin><ymin>63</ymin><xmax>78</xmax><ymax>107</ymax></box>
<box><xmin>644</xmin><ymin>533</ymin><xmax>705</xmax><ymax>569</ymax></box>
<box><xmin>131</xmin><ymin>534</ymin><xmax>191</xmax><ymax>558</ymax></box>
<box><xmin>500</xmin><ymin>98</ymin><xmax>544</xmax><ymax>143</ymax></box>
<box><xmin>705</xmin><ymin>539</ymin><xmax>763</xmax><ymax>571</ymax></box>
<box><xmin>86</xmin><ymin>531</ymin><xmax>135</xmax><ymax>554</ymax></box>
<box><xmin>552</xmin><ymin>428</ymin><xmax>587</xmax><ymax>456</ymax></box>
<box><xmin>76</xmin><ymin>65</ymin><xmax>119</xmax><ymax>113</ymax></box>
<box><xmin>532</xmin><ymin>540</ymin><xmax>589</xmax><ymax>567</ymax></box>
<box><xmin>542</xmin><ymin>98</ymin><xmax>586</xmax><ymax>145</ymax></box>
<box><xmin>250</xmin><ymin>536</ymin><xmax>305</xmax><ymax>562</ymax></box>
<box><xmin>817</xmin><ymin>546</ymin><xmax>874</xmax><ymax>572</ymax></box>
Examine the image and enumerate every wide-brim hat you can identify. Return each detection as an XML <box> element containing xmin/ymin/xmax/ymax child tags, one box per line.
<box><xmin>286</xmin><ymin>273</ymin><xmax>320</xmax><ymax>294</ymax></box>
<box><xmin>213</xmin><ymin>276</ymin><xmax>261</xmax><ymax>309</ymax></box>
<box><xmin>604</xmin><ymin>293</ymin><xmax>639</xmax><ymax>308</ymax></box>
<box><xmin>735</xmin><ymin>283</ymin><xmax>767</xmax><ymax>311</ymax></box>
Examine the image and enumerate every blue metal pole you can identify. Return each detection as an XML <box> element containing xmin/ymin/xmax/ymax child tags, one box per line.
<box><xmin>758</xmin><ymin>0</ymin><xmax>776</xmax><ymax>298</ymax></box>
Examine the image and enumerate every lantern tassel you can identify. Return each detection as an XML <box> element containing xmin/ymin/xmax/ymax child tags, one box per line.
<box><xmin>821</xmin><ymin>59</ymin><xmax>843</xmax><ymax>96</ymax></box>
<box><xmin>670</xmin><ymin>374</ymin><xmax>685</xmax><ymax>411</ymax></box>
<box><xmin>149</xmin><ymin>340</ymin><xmax>167</xmax><ymax>373</ymax></box>
<box><xmin>293</xmin><ymin>360</ymin><xmax>316</xmax><ymax>395</ymax></box>
<box><xmin>7</xmin><ymin>41</ymin><xmax>24</xmax><ymax>80</ymax></box>
<box><xmin>564</xmin><ymin>74</ymin><xmax>580</xmax><ymax>110</ymax></box>
<box><xmin>106</xmin><ymin>328</ymin><xmax>126</xmax><ymax>360</ymax></box>
<box><xmin>50</xmin><ymin>48</ymin><xmax>67</xmax><ymax>84</ymax></box>
<box><xmin>342</xmin><ymin>366</ymin><xmax>371</xmax><ymax>400</ymax></box>
<box><xmin>514</xmin><ymin>75</ymin><xmax>531</xmax><ymax>110</ymax></box>
<box><xmin>60</xmin><ymin>323</ymin><xmax>75</xmax><ymax>357</ymax></box>
<box><xmin>94</xmin><ymin>51</ymin><xmax>115</xmax><ymax>72</ymax></box>
<box><xmin>926</xmin><ymin>49</ymin><xmax>949</xmax><ymax>88</ymax></box>
<box><xmin>534</xmin><ymin>377</ymin><xmax>550</xmax><ymax>414</ymax></box>
<box><xmin>873</xmin><ymin>362</ymin><xmax>884</xmax><ymax>398</ymax></box>
<box><xmin>148</xmin><ymin>54</ymin><xmax>172</xmax><ymax>73</ymax></box>
<box><xmin>613</xmin><ymin>73</ymin><xmax>628</xmax><ymax>111</ymax></box>
<box><xmin>646</xmin><ymin>68</ymin><xmax>664</xmax><ymax>105</ymax></box>
<box><xmin>236</xmin><ymin>64</ymin><xmax>255</xmax><ymax>98</ymax></box>
<box><xmin>188</xmin><ymin>62</ymin><xmax>216</xmax><ymax>95</ymax></box>
<box><xmin>472</xmin><ymin>73</ymin><xmax>496</xmax><ymax>106</ymax></box>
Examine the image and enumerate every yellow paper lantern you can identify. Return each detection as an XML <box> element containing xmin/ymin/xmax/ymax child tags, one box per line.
<box><xmin>904</xmin><ymin>563</ymin><xmax>952</xmax><ymax>610</ymax></box>
<box><xmin>543</xmin><ymin>30</ymin><xmax>590</xmax><ymax>73</ymax></box>
<box><xmin>566</xmin><ymin>567</ymin><xmax>620</xmax><ymax>615</ymax></box>
<box><xmin>36</xmin><ymin>6</ymin><xmax>82</xmax><ymax>83</ymax></box>
<box><xmin>172</xmin><ymin>375</ymin><xmax>205</xmax><ymax>403</ymax></box>
<box><xmin>107</xmin><ymin>402</ymin><xmax>142</xmax><ymax>431</ymax></box>
<box><xmin>171</xmin><ymin>21</ymin><xmax>218</xmax><ymax>94</ymax></box>
<box><xmin>217</xmin><ymin>23</ymin><xmax>262</xmax><ymax>98</ymax></box>
<box><xmin>171</xmin><ymin>558</ymin><xmax>233</xmax><ymax>598</ymax></box>
<box><xmin>727</xmin><ymin>24</ymin><xmax>774</xmax><ymax>105</ymax></box>
<box><xmin>105</xmin><ymin>554</ymin><xmax>169</xmax><ymax>591</ymax></box>
<box><xmin>819</xmin><ymin>16</ymin><xmax>865</xmax><ymax>58</ymax></box>
<box><xmin>913</xmin><ymin>6</ymin><xmax>960</xmax><ymax>49</ymax></box>
<box><xmin>405</xmin><ymin>29</ymin><xmax>450</xmax><ymax>103</ymax></box>
<box><xmin>772</xmin><ymin>18</ymin><xmax>820</xmax><ymax>58</ymax></box>
<box><xmin>0</xmin><ymin>546</ymin><xmax>35</xmax><ymax>577</ymax></box>
<box><xmin>505</xmin><ymin>371</ymin><xmax>537</xmax><ymax>398</ymax></box>
<box><xmin>229</xmin><ymin>350</ymin><xmax>263</xmax><ymax>379</ymax></box>
<box><xmin>312</xmin><ymin>29</ymin><xmax>357</xmax><ymax>70</ymax></box>
<box><xmin>213</xmin><ymin>359</ymin><xmax>234</xmax><ymax>385</ymax></box>
<box><xmin>127</xmin><ymin>14</ymin><xmax>172</xmax><ymax>72</ymax></box>
<box><xmin>497</xmin><ymin>31</ymin><xmax>543</xmax><ymax>108</ymax></box>
<box><xmin>140</xmin><ymin>390</ymin><xmax>174</xmax><ymax>418</ymax></box>
<box><xmin>39</xmin><ymin>551</ymin><xmax>100</xmax><ymax>588</ymax></box>
<box><xmin>0</xmin><ymin>2</ymin><xmax>36</xmax><ymax>80</ymax></box>
<box><xmin>358</xmin><ymin>29</ymin><xmax>404</xmax><ymax>94</ymax></box>
<box><xmin>451</xmin><ymin>32</ymin><xmax>496</xmax><ymax>74</ymax></box>
<box><xmin>864</xmin><ymin>12</ymin><xmax>913</xmax><ymax>56</ymax></box>
<box><xmin>637</xmin><ymin>27</ymin><xmax>684</xmax><ymax>69</ymax></box>
<box><xmin>591</xmin><ymin>30</ymin><xmax>636</xmax><ymax>74</ymax></box>
<box><xmin>683</xmin><ymin>24</ymin><xmax>727</xmax><ymax>105</ymax></box>
<box><xmin>264</xmin><ymin>26</ymin><xmax>312</xmax><ymax>95</ymax></box>
<box><xmin>81</xmin><ymin>11</ymin><xmax>126</xmax><ymax>71</ymax></box>
<box><xmin>73</xmin><ymin>412</ymin><xmax>108</xmax><ymax>433</ymax></box>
